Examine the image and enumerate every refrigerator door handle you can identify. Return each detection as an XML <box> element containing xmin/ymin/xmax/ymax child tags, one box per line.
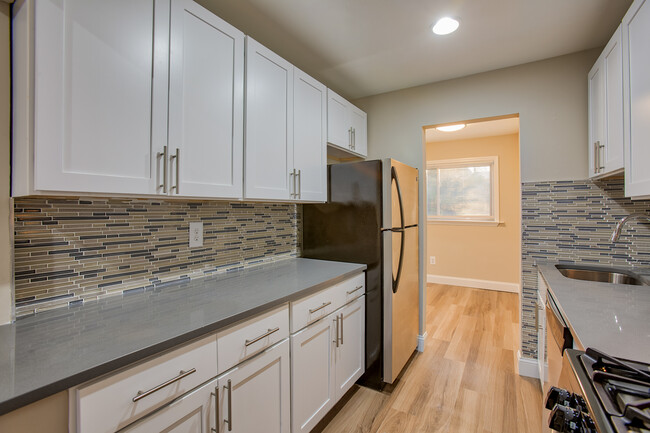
<box><xmin>391</xmin><ymin>166</ymin><xmax>406</xmax><ymax>294</ymax></box>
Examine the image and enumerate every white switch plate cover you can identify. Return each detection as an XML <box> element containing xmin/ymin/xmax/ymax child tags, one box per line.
<box><xmin>189</xmin><ymin>222</ymin><xmax>203</xmax><ymax>248</ymax></box>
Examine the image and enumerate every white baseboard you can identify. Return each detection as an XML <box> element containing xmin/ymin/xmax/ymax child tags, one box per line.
<box><xmin>517</xmin><ymin>350</ymin><xmax>540</xmax><ymax>379</ymax></box>
<box><xmin>417</xmin><ymin>332</ymin><xmax>427</xmax><ymax>352</ymax></box>
<box><xmin>427</xmin><ymin>274</ymin><xmax>520</xmax><ymax>293</ymax></box>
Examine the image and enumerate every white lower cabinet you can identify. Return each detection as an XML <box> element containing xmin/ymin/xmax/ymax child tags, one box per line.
<box><xmin>334</xmin><ymin>297</ymin><xmax>365</xmax><ymax>400</ymax></box>
<box><xmin>121</xmin><ymin>377</ymin><xmax>219</xmax><ymax>433</ymax></box>
<box><xmin>123</xmin><ymin>339</ymin><xmax>290</xmax><ymax>433</ymax></box>
<box><xmin>70</xmin><ymin>276</ymin><xmax>366</xmax><ymax>433</ymax></box>
<box><xmin>291</xmin><ymin>294</ymin><xmax>365</xmax><ymax>433</ymax></box>
<box><xmin>216</xmin><ymin>339</ymin><xmax>291</xmax><ymax>433</ymax></box>
<box><xmin>290</xmin><ymin>313</ymin><xmax>336</xmax><ymax>433</ymax></box>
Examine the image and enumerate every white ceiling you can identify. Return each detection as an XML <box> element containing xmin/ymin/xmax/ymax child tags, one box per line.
<box><xmin>425</xmin><ymin>117</ymin><xmax>519</xmax><ymax>143</ymax></box>
<box><xmin>197</xmin><ymin>0</ymin><xmax>632</xmax><ymax>99</ymax></box>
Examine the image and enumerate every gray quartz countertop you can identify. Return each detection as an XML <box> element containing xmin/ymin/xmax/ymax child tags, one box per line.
<box><xmin>536</xmin><ymin>261</ymin><xmax>650</xmax><ymax>362</ymax></box>
<box><xmin>0</xmin><ymin>258</ymin><xmax>366</xmax><ymax>415</ymax></box>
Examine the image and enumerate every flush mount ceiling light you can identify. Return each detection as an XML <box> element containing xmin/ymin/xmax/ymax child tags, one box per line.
<box><xmin>432</xmin><ymin>17</ymin><xmax>459</xmax><ymax>35</ymax></box>
<box><xmin>436</xmin><ymin>123</ymin><xmax>466</xmax><ymax>132</ymax></box>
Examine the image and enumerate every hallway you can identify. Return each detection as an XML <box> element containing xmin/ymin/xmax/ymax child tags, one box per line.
<box><xmin>319</xmin><ymin>284</ymin><xmax>542</xmax><ymax>433</ymax></box>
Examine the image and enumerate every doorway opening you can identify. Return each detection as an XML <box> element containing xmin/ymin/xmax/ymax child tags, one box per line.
<box><xmin>422</xmin><ymin>114</ymin><xmax>521</xmax><ymax>294</ymax></box>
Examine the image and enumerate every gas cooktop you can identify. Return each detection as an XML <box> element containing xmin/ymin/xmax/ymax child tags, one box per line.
<box><xmin>545</xmin><ymin>348</ymin><xmax>650</xmax><ymax>433</ymax></box>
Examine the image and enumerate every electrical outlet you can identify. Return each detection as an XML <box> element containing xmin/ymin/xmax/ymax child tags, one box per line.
<box><xmin>430</xmin><ymin>256</ymin><xmax>436</xmax><ymax>265</ymax></box>
<box><xmin>189</xmin><ymin>222</ymin><xmax>203</xmax><ymax>248</ymax></box>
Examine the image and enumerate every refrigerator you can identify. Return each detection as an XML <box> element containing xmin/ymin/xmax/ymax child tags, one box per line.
<box><xmin>302</xmin><ymin>159</ymin><xmax>419</xmax><ymax>388</ymax></box>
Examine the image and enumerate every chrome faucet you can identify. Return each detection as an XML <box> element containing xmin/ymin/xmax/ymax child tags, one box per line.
<box><xmin>611</xmin><ymin>213</ymin><xmax>650</xmax><ymax>242</ymax></box>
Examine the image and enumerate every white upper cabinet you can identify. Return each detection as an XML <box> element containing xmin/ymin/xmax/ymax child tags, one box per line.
<box><xmin>326</xmin><ymin>90</ymin><xmax>350</xmax><ymax>150</ymax></box>
<box><xmin>623</xmin><ymin>0</ymin><xmax>650</xmax><ymax>198</ymax></box>
<box><xmin>588</xmin><ymin>25</ymin><xmax>624</xmax><ymax>178</ymax></box>
<box><xmin>14</xmin><ymin>0</ymin><xmax>169</xmax><ymax>196</ymax></box>
<box><xmin>168</xmin><ymin>0</ymin><xmax>244</xmax><ymax>198</ymax></box>
<box><xmin>293</xmin><ymin>69</ymin><xmax>327</xmax><ymax>202</ymax></box>
<box><xmin>326</xmin><ymin>89</ymin><xmax>368</xmax><ymax>158</ymax></box>
<box><xmin>244</xmin><ymin>37</ymin><xmax>294</xmax><ymax>201</ymax></box>
<box><xmin>13</xmin><ymin>0</ymin><xmax>246</xmax><ymax>200</ymax></box>
<box><xmin>349</xmin><ymin>105</ymin><xmax>368</xmax><ymax>157</ymax></box>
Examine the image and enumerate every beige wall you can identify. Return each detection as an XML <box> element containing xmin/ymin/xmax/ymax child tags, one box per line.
<box><xmin>426</xmin><ymin>133</ymin><xmax>521</xmax><ymax>285</ymax></box>
<box><xmin>0</xmin><ymin>3</ymin><xmax>13</xmax><ymax>325</ymax></box>
<box><xmin>0</xmin><ymin>391</ymin><xmax>68</xmax><ymax>432</ymax></box>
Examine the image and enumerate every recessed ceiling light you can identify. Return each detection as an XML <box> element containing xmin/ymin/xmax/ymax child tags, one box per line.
<box><xmin>436</xmin><ymin>124</ymin><xmax>466</xmax><ymax>132</ymax></box>
<box><xmin>432</xmin><ymin>17</ymin><xmax>459</xmax><ymax>35</ymax></box>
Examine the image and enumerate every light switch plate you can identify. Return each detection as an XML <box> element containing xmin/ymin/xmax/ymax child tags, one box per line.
<box><xmin>189</xmin><ymin>222</ymin><xmax>203</xmax><ymax>248</ymax></box>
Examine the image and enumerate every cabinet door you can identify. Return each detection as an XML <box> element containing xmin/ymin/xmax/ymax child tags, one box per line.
<box><xmin>293</xmin><ymin>69</ymin><xmax>327</xmax><ymax>202</ymax></box>
<box><xmin>623</xmin><ymin>0</ymin><xmax>650</xmax><ymax>198</ymax></box>
<box><xmin>603</xmin><ymin>26</ymin><xmax>624</xmax><ymax>174</ymax></box>
<box><xmin>121</xmin><ymin>377</ymin><xmax>218</xmax><ymax>433</ymax></box>
<box><xmin>33</xmin><ymin>0</ymin><xmax>168</xmax><ymax>195</ymax></box>
<box><xmin>168</xmin><ymin>0</ymin><xmax>244</xmax><ymax>198</ymax></box>
<box><xmin>216</xmin><ymin>339</ymin><xmax>290</xmax><ymax>433</ymax></box>
<box><xmin>290</xmin><ymin>317</ymin><xmax>336</xmax><ymax>433</ymax></box>
<box><xmin>588</xmin><ymin>58</ymin><xmax>605</xmax><ymax>178</ymax></box>
<box><xmin>334</xmin><ymin>296</ymin><xmax>365</xmax><ymax>401</ymax></box>
<box><xmin>244</xmin><ymin>37</ymin><xmax>294</xmax><ymax>200</ymax></box>
<box><xmin>327</xmin><ymin>89</ymin><xmax>350</xmax><ymax>150</ymax></box>
<box><xmin>349</xmin><ymin>106</ymin><xmax>368</xmax><ymax>157</ymax></box>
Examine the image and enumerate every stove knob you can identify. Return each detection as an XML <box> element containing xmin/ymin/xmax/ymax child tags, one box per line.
<box><xmin>545</xmin><ymin>386</ymin><xmax>573</xmax><ymax>410</ymax></box>
<box><xmin>582</xmin><ymin>413</ymin><xmax>597</xmax><ymax>433</ymax></box>
<box><xmin>548</xmin><ymin>404</ymin><xmax>581</xmax><ymax>433</ymax></box>
<box><xmin>571</xmin><ymin>394</ymin><xmax>588</xmax><ymax>414</ymax></box>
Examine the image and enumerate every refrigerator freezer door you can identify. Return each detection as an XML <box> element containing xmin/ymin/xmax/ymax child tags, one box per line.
<box><xmin>382</xmin><ymin>226</ymin><xmax>419</xmax><ymax>383</ymax></box>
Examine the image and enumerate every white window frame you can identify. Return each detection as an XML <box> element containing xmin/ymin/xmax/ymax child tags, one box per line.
<box><xmin>426</xmin><ymin>156</ymin><xmax>500</xmax><ymax>225</ymax></box>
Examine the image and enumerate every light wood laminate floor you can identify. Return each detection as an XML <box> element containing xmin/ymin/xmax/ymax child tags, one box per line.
<box><xmin>319</xmin><ymin>284</ymin><xmax>542</xmax><ymax>433</ymax></box>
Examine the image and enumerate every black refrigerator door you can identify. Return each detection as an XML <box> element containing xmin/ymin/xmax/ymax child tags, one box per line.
<box><xmin>302</xmin><ymin>160</ymin><xmax>384</xmax><ymax>388</ymax></box>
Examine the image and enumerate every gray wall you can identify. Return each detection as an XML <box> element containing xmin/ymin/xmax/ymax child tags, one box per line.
<box><xmin>354</xmin><ymin>49</ymin><xmax>600</xmax><ymax>357</ymax></box>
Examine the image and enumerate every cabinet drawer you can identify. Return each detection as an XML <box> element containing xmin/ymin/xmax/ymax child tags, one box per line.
<box><xmin>73</xmin><ymin>335</ymin><xmax>217</xmax><ymax>433</ymax></box>
<box><xmin>217</xmin><ymin>304</ymin><xmax>289</xmax><ymax>374</ymax></box>
<box><xmin>290</xmin><ymin>284</ymin><xmax>339</xmax><ymax>333</ymax></box>
<box><xmin>335</xmin><ymin>273</ymin><xmax>365</xmax><ymax>306</ymax></box>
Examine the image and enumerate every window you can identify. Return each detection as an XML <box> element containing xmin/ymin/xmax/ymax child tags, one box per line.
<box><xmin>426</xmin><ymin>156</ymin><xmax>499</xmax><ymax>224</ymax></box>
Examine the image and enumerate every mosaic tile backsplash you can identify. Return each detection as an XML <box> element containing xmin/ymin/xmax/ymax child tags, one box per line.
<box><xmin>520</xmin><ymin>178</ymin><xmax>650</xmax><ymax>358</ymax></box>
<box><xmin>14</xmin><ymin>198</ymin><xmax>300</xmax><ymax>317</ymax></box>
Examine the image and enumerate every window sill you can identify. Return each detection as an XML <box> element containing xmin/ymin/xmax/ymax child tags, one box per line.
<box><xmin>427</xmin><ymin>219</ymin><xmax>503</xmax><ymax>227</ymax></box>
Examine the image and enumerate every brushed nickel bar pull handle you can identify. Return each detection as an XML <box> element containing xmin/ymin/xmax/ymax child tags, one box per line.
<box><xmin>297</xmin><ymin>169</ymin><xmax>301</xmax><ymax>199</ymax></box>
<box><xmin>339</xmin><ymin>313</ymin><xmax>344</xmax><ymax>345</ymax></box>
<box><xmin>170</xmin><ymin>148</ymin><xmax>180</xmax><ymax>194</ymax></box>
<box><xmin>132</xmin><ymin>368</ymin><xmax>196</xmax><ymax>402</ymax></box>
<box><xmin>211</xmin><ymin>386</ymin><xmax>219</xmax><ymax>433</ymax></box>
<box><xmin>245</xmin><ymin>327</ymin><xmax>280</xmax><ymax>347</ymax></box>
<box><xmin>597</xmin><ymin>141</ymin><xmax>605</xmax><ymax>172</ymax></box>
<box><xmin>593</xmin><ymin>141</ymin><xmax>600</xmax><ymax>174</ymax></box>
<box><xmin>157</xmin><ymin>145</ymin><xmax>168</xmax><ymax>193</ymax></box>
<box><xmin>290</xmin><ymin>170</ymin><xmax>295</xmax><ymax>198</ymax></box>
<box><xmin>352</xmin><ymin>128</ymin><xmax>356</xmax><ymax>150</ymax></box>
<box><xmin>225</xmin><ymin>379</ymin><xmax>232</xmax><ymax>431</ymax></box>
<box><xmin>348</xmin><ymin>127</ymin><xmax>352</xmax><ymax>148</ymax></box>
<box><xmin>347</xmin><ymin>285</ymin><xmax>363</xmax><ymax>295</ymax></box>
<box><xmin>309</xmin><ymin>301</ymin><xmax>332</xmax><ymax>314</ymax></box>
<box><xmin>334</xmin><ymin>316</ymin><xmax>339</xmax><ymax>348</ymax></box>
